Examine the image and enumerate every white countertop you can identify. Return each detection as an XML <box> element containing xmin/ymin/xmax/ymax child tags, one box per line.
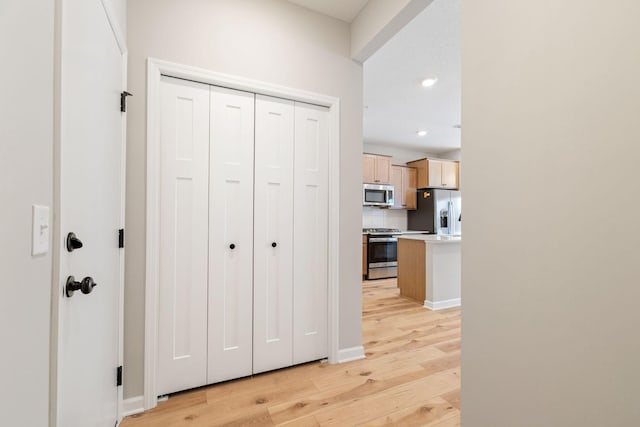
<box><xmin>361</xmin><ymin>230</ymin><xmax>430</xmax><ymax>235</ymax></box>
<box><xmin>399</xmin><ymin>234</ymin><xmax>462</xmax><ymax>244</ymax></box>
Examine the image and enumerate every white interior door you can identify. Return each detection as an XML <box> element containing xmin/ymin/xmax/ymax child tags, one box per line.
<box><xmin>157</xmin><ymin>77</ymin><xmax>210</xmax><ymax>395</ymax></box>
<box><xmin>293</xmin><ymin>102</ymin><xmax>329</xmax><ymax>364</ymax></box>
<box><xmin>253</xmin><ymin>95</ymin><xmax>294</xmax><ymax>374</ymax></box>
<box><xmin>57</xmin><ymin>0</ymin><xmax>123</xmax><ymax>425</ymax></box>
<box><xmin>208</xmin><ymin>86</ymin><xmax>255</xmax><ymax>383</ymax></box>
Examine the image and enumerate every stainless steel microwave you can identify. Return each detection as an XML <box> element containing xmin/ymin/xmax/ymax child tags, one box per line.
<box><xmin>363</xmin><ymin>183</ymin><xmax>394</xmax><ymax>207</ymax></box>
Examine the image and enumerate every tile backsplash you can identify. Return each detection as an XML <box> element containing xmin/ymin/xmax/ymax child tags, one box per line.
<box><xmin>362</xmin><ymin>207</ymin><xmax>408</xmax><ymax>230</ymax></box>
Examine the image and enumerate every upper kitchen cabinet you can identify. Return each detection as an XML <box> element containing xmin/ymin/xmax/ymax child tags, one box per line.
<box><xmin>362</xmin><ymin>153</ymin><xmax>391</xmax><ymax>184</ymax></box>
<box><xmin>441</xmin><ymin>161</ymin><xmax>459</xmax><ymax>188</ymax></box>
<box><xmin>390</xmin><ymin>165</ymin><xmax>417</xmax><ymax>210</ymax></box>
<box><xmin>407</xmin><ymin>158</ymin><xmax>459</xmax><ymax>189</ymax></box>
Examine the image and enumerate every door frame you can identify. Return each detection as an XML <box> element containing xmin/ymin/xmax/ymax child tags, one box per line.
<box><xmin>50</xmin><ymin>0</ymin><xmax>127</xmax><ymax>425</ymax></box>
<box><xmin>144</xmin><ymin>58</ymin><xmax>341</xmax><ymax>410</ymax></box>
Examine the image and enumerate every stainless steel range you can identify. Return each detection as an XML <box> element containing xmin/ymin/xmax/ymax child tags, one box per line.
<box><xmin>363</xmin><ymin>228</ymin><xmax>400</xmax><ymax>280</ymax></box>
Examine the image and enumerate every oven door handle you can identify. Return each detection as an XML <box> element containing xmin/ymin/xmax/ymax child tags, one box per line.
<box><xmin>369</xmin><ymin>237</ymin><xmax>398</xmax><ymax>243</ymax></box>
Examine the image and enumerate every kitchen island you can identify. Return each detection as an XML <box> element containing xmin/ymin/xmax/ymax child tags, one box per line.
<box><xmin>397</xmin><ymin>235</ymin><xmax>461</xmax><ymax>310</ymax></box>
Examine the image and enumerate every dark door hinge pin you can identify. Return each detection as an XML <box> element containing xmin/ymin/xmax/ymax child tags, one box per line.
<box><xmin>121</xmin><ymin>91</ymin><xmax>132</xmax><ymax>112</ymax></box>
<box><xmin>117</xmin><ymin>366</ymin><xmax>122</xmax><ymax>387</ymax></box>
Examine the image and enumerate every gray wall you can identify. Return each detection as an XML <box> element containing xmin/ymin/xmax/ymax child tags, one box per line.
<box><xmin>362</xmin><ymin>142</ymin><xmax>438</xmax><ymax>165</ymax></box>
<box><xmin>462</xmin><ymin>1</ymin><xmax>640</xmax><ymax>425</ymax></box>
<box><xmin>0</xmin><ymin>1</ymin><xmax>54</xmax><ymax>424</ymax></box>
<box><xmin>125</xmin><ymin>0</ymin><xmax>363</xmax><ymax>398</ymax></box>
<box><xmin>439</xmin><ymin>149</ymin><xmax>460</xmax><ymax>161</ymax></box>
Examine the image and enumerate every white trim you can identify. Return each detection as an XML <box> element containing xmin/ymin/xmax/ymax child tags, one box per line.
<box><xmin>424</xmin><ymin>298</ymin><xmax>461</xmax><ymax>311</ymax></box>
<box><xmin>144</xmin><ymin>58</ymin><xmax>341</xmax><ymax>411</ymax></box>
<box><xmin>327</xmin><ymin>99</ymin><xmax>341</xmax><ymax>368</ymax></box>
<box><xmin>144</xmin><ymin>58</ymin><xmax>161</xmax><ymax>411</ymax></box>
<box><xmin>337</xmin><ymin>346</ymin><xmax>366</xmax><ymax>363</ymax></box>
<box><xmin>49</xmin><ymin>3</ymin><xmax>63</xmax><ymax>425</ymax></box>
<box><xmin>122</xmin><ymin>396</ymin><xmax>145</xmax><ymax>417</ymax></box>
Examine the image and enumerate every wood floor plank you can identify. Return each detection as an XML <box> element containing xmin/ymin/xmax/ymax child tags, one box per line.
<box><xmin>311</xmin><ymin>369</ymin><xmax>460</xmax><ymax>426</ymax></box>
<box><xmin>395</xmin><ymin>313</ymin><xmax>461</xmax><ymax>332</ymax></box>
<box><xmin>121</xmin><ymin>279</ymin><xmax>461</xmax><ymax>427</ymax></box>
<box><xmin>309</xmin><ymin>358</ymin><xmax>425</xmax><ymax>391</ymax></box>
<box><xmin>363</xmin><ymin>396</ymin><xmax>459</xmax><ymax>427</ymax></box>
<box><xmin>441</xmin><ymin>388</ymin><xmax>461</xmax><ymax>410</ymax></box>
<box><xmin>435</xmin><ymin>339</ymin><xmax>461</xmax><ymax>354</ymax></box>
<box><xmin>419</xmin><ymin>352</ymin><xmax>461</xmax><ymax>376</ymax></box>
<box><xmin>183</xmin><ymin>405</ymin><xmax>274</xmax><ymax>426</ymax></box>
<box><xmin>268</xmin><ymin>368</ymin><xmax>444</xmax><ymax>424</ymax></box>
<box><xmin>276</xmin><ymin>415</ymin><xmax>321</xmax><ymax>426</ymax></box>
<box><xmin>363</xmin><ymin>322</ymin><xmax>460</xmax><ymax>351</ymax></box>
<box><xmin>204</xmin><ymin>377</ymin><xmax>319</xmax><ymax>413</ymax></box>
<box><xmin>363</xmin><ymin>334</ymin><xmax>458</xmax><ymax>363</ymax></box>
<box><xmin>429</xmin><ymin>412</ymin><xmax>462</xmax><ymax>427</ymax></box>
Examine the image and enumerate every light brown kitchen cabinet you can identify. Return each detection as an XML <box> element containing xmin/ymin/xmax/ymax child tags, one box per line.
<box><xmin>362</xmin><ymin>155</ymin><xmax>376</xmax><ymax>183</ymax></box>
<box><xmin>441</xmin><ymin>161</ymin><xmax>459</xmax><ymax>188</ymax></box>
<box><xmin>362</xmin><ymin>153</ymin><xmax>391</xmax><ymax>184</ymax></box>
<box><xmin>407</xmin><ymin>158</ymin><xmax>459</xmax><ymax>189</ymax></box>
<box><xmin>404</xmin><ymin>167</ymin><xmax>417</xmax><ymax>209</ymax></box>
<box><xmin>362</xmin><ymin>234</ymin><xmax>367</xmax><ymax>278</ymax></box>
<box><xmin>397</xmin><ymin>238</ymin><xmax>426</xmax><ymax>303</ymax></box>
<box><xmin>390</xmin><ymin>166</ymin><xmax>403</xmax><ymax>206</ymax></box>
<box><xmin>390</xmin><ymin>165</ymin><xmax>417</xmax><ymax>210</ymax></box>
<box><xmin>427</xmin><ymin>160</ymin><xmax>443</xmax><ymax>187</ymax></box>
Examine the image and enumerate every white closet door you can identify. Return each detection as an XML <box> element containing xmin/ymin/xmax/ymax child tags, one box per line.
<box><xmin>293</xmin><ymin>102</ymin><xmax>329</xmax><ymax>364</ymax></box>
<box><xmin>253</xmin><ymin>95</ymin><xmax>295</xmax><ymax>374</ymax></box>
<box><xmin>157</xmin><ymin>77</ymin><xmax>210</xmax><ymax>395</ymax></box>
<box><xmin>208</xmin><ymin>86</ymin><xmax>255</xmax><ymax>383</ymax></box>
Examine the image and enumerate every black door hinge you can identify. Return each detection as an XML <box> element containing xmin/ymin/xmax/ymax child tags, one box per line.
<box><xmin>120</xmin><ymin>91</ymin><xmax>132</xmax><ymax>112</ymax></box>
<box><xmin>116</xmin><ymin>365</ymin><xmax>123</xmax><ymax>387</ymax></box>
<box><xmin>118</xmin><ymin>229</ymin><xmax>124</xmax><ymax>249</ymax></box>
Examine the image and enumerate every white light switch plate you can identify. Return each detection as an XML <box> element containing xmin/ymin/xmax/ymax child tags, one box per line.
<box><xmin>32</xmin><ymin>205</ymin><xmax>50</xmax><ymax>256</ymax></box>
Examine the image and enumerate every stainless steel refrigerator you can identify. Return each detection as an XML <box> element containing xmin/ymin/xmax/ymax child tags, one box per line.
<box><xmin>407</xmin><ymin>189</ymin><xmax>461</xmax><ymax>235</ymax></box>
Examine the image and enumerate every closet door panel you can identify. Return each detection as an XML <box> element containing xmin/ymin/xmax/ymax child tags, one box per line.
<box><xmin>157</xmin><ymin>77</ymin><xmax>209</xmax><ymax>395</ymax></box>
<box><xmin>253</xmin><ymin>95</ymin><xmax>295</xmax><ymax>374</ymax></box>
<box><xmin>293</xmin><ymin>102</ymin><xmax>329</xmax><ymax>364</ymax></box>
<box><xmin>208</xmin><ymin>86</ymin><xmax>255</xmax><ymax>384</ymax></box>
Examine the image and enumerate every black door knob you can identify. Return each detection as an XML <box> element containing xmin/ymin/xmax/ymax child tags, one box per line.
<box><xmin>229</xmin><ymin>243</ymin><xmax>236</xmax><ymax>250</ymax></box>
<box><xmin>271</xmin><ymin>242</ymin><xmax>277</xmax><ymax>248</ymax></box>
<box><xmin>65</xmin><ymin>276</ymin><xmax>97</xmax><ymax>297</ymax></box>
<box><xmin>66</xmin><ymin>232</ymin><xmax>84</xmax><ymax>252</ymax></box>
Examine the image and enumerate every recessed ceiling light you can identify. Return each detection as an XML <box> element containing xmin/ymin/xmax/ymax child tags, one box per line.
<box><xmin>417</xmin><ymin>130</ymin><xmax>428</xmax><ymax>137</ymax></box>
<box><xmin>421</xmin><ymin>77</ymin><xmax>438</xmax><ymax>88</ymax></box>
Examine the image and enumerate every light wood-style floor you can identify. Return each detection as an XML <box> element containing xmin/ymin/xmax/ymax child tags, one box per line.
<box><xmin>122</xmin><ymin>279</ymin><xmax>461</xmax><ymax>426</ymax></box>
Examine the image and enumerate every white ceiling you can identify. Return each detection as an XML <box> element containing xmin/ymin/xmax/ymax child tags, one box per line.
<box><xmin>364</xmin><ymin>0</ymin><xmax>460</xmax><ymax>153</ymax></box>
<box><xmin>286</xmin><ymin>0</ymin><xmax>369</xmax><ymax>23</ymax></box>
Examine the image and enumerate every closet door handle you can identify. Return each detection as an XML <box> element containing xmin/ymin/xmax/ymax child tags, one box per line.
<box><xmin>229</xmin><ymin>243</ymin><xmax>236</xmax><ymax>250</ymax></box>
<box><xmin>271</xmin><ymin>242</ymin><xmax>277</xmax><ymax>248</ymax></box>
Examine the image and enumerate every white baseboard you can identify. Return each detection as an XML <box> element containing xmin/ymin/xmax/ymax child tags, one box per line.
<box><xmin>336</xmin><ymin>346</ymin><xmax>365</xmax><ymax>363</ymax></box>
<box><xmin>424</xmin><ymin>298</ymin><xmax>461</xmax><ymax>311</ymax></box>
<box><xmin>122</xmin><ymin>396</ymin><xmax>145</xmax><ymax>417</ymax></box>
